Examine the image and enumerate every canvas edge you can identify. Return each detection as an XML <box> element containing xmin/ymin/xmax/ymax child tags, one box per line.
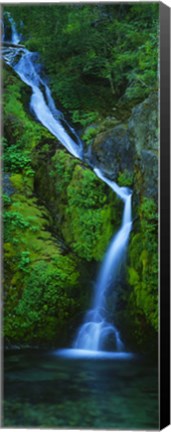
<box><xmin>0</xmin><ymin>2</ymin><xmax>3</xmax><ymax>429</ymax></box>
<box><xmin>160</xmin><ymin>1</ymin><xmax>170</xmax><ymax>430</ymax></box>
<box><xmin>0</xmin><ymin>2</ymin><xmax>170</xmax><ymax>430</ymax></box>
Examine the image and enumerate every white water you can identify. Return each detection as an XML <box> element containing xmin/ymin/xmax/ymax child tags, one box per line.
<box><xmin>74</xmin><ymin>181</ymin><xmax>132</xmax><ymax>352</ymax></box>
<box><xmin>5</xmin><ymin>12</ymin><xmax>21</xmax><ymax>45</ymax></box>
<box><xmin>3</xmin><ymin>17</ymin><xmax>133</xmax><ymax>358</ymax></box>
<box><xmin>3</xmin><ymin>16</ymin><xmax>82</xmax><ymax>159</ymax></box>
<box><xmin>56</xmin><ymin>348</ymin><xmax>133</xmax><ymax>360</ymax></box>
<box><xmin>1</xmin><ymin>19</ymin><xmax>5</xmax><ymax>42</ymax></box>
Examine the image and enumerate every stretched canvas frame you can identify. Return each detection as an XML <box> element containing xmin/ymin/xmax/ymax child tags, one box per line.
<box><xmin>0</xmin><ymin>1</ymin><xmax>170</xmax><ymax>430</ymax></box>
<box><xmin>160</xmin><ymin>2</ymin><xmax>170</xmax><ymax>428</ymax></box>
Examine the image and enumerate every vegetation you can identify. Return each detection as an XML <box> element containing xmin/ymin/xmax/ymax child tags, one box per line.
<box><xmin>3</xmin><ymin>68</ymin><xmax>80</xmax><ymax>345</ymax></box>
<box><xmin>128</xmin><ymin>198</ymin><xmax>158</xmax><ymax>331</ymax></box>
<box><xmin>3</xmin><ymin>66</ymin><xmax>120</xmax><ymax>345</ymax></box>
<box><xmin>3</xmin><ymin>3</ymin><xmax>159</xmax><ymax>350</ymax></box>
<box><xmin>118</xmin><ymin>170</ymin><xmax>134</xmax><ymax>187</ymax></box>
<box><xmin>48</xmin><ymin>151</ymin><xmax>121</xmax><ymax>260</ymax></box>
<box><xmin>4</xmin><ymin>3</ymin><xmax>159</xmax><ymax>122</ymax></box>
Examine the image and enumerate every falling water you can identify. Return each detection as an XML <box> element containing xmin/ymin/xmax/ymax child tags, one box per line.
<box><xmin>1</xmin><ymin>19</ymin><xmax>5</xmax><ymax>42</ymax></box>
<box><xmin>4</xmin><ymin>12</ymin><xmax>21</xmax><ymax>45</ymax></box>
<box><xmin>73</xmin><ymin>170</ymin><xmax>132</xmax><ymax>352</ymax></box>
<box><xmin>3</xmin><ymin>16</ymin><xmax>133</xmax><ymax>358</ymax></box>
<box><xmin>2</xmin><ymin>16</ymin><xmax>82</xmax><ymax>159</ymax></box>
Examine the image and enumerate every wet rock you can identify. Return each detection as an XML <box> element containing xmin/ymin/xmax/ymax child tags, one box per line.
<box><xmin>91</xmin><ymin>124</ymin><xmax>134</xmax><ymax>180</ymax></box>
<box><xmin>128</xmin><ymin>93</ymin><xmax>158</xmax><ymax>156</ymax></box>
<box><xmin>138</xmin><ymin>150</ymin><xmax>158</xmax><ymax>199</ymax></box>
<box><xmin>91</xmin><ymin>92</ymin><xmax>158</xmax><ymax>199</ymax></box>
<box><xmin>128</xmin><ymin>92</ymin><xmax>158</xmax><ymax>199</ymax></box>
<box><xmin>3</xmin><ymin>173</ymin><xmax>15</xmax><ymax>196</ymax></box>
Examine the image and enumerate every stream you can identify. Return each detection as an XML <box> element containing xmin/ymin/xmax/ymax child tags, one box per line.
<box><xmin>4</xmin><ymin>349</ymin><xmax>158</xmax><ymax>429</ymax></box>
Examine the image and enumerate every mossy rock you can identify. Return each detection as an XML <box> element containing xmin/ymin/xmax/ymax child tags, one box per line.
<box><xmin>91</xmin><ymin>124</ymin><xmax>134</xmax><ymax>181</ymax></box>
<box><xmin>34</xmin><ymin>147</ymin><xmax>122</xmax><ymax>261</ymax></box>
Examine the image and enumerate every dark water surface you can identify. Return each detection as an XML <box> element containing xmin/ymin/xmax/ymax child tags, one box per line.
<box><xmin>3</xmin><ymin>349</ymin><xmax>158</xmax><ymax>429</ymax></box>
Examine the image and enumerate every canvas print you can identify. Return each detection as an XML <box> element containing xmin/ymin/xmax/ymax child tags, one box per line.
<box><xmin>2</xmin><ymin>2</ymin><xmax>159</xmax><ymax>429</ymax></box>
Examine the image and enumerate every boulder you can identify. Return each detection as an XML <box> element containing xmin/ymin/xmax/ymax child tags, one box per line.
<box><xmin>3</xmin><ymin>173</ymin><xmax>15</xmax><ymax>196</ymax></box>
<box><xmin>90</xmin><ymin>92</ymin><xmax>158</xmax><ymax>199</ymax></box>
<box><xmin>91</xmin><ymin>124</ymin><xmax>134</xmax><ymax>180</ymax></box>
<box><xmin>128</xmin><ymin>92</ymin><xmax>158</xmax><ymax>199</ymax></box>
<box><xmin>128</xmin><ymin>93</ymin><xmax>158</xmax><ymax>156</ymax></box>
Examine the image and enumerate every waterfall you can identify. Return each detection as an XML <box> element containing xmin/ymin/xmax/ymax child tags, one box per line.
<box><xmin>2</xmin><ymin>16</ymin><xmax>133</xmax><ymax>358</ymax></box>
<box><xmin>1</xmin><ymin>19</ymin><xmax>5</xmax><ymax>41</ymax></box>
<box><xmin>73</xmin><ymin>173</ymin><xmax>132</xmax><ymax>352</ymax></box>
<box><xmin>5</xmin><ymin>12</ymin><xmax>21</xmax><ymax>45</ymax></box>
<box><xmin>3</xmin><ymin>16</ymin><xmax>82</xmax><ymax>159</ymax></box>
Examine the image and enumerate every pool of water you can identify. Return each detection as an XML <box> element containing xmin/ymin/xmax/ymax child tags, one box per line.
<box><xmin>3</xmin><ymin>349</ymin><xmax>158</xmax><ymax>429</ymax></box>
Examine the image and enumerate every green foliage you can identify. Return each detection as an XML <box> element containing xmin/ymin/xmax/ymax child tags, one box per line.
<box><xmin>7</xmin><ymin>257</ymin><xmax>79</xmax><ymax>343</ymax></box>
<box><xmin>18</xmin><ymin>251</ymin><xmax>30</xmax><ymax>271</ymax></box>
<box><xmin>72</xmin><ymin>111</ymin><xmax>99</xmax><ymax>127</ymax></box>
<box><xmin>82</xmin><ymin>127</ymin><xmax>98</xmax><ymax>145</ymax></box>
<box><xmin>4</xmin><ymin>190</ymin><xmax>80</xmax><ymax>343</ymax></box>
<box><xmin>3</xmin><ymin>194</ymin><xmax>12</xmax><ymax>207</ymax></box>
<box><xmin>50</xmin><ymin>149</ymin><xmax>77</xmax><ymax>194</ymax></box>
<box><xmin>39</xmin><ymin>148</ymin><xmax>121</xmax><ymax>262</ymax></box>
<box><xmin>127</xmin><ymin>197</ymin><xmax>158</xmax><ymax>331</ymax></box>
<box><xmin>3</xmin><ymin>68</ymin><xmax>43</xmax><ymax>148</ymax></box>
<box><xmin>3</xmin><ymin>69</ymin><xmax>81</xmax><ymax>345</ymax></box>
<box><xmin>118</xmin><ymin>170</ymin><xmax>134</xmax><ymax>187</ymax></box>
<box><xmin>5</xmin><ymin>3</ymin><xmax>159</xmax><ymax>118</ymax></box>
<box><xmin>4</xmin><ymin>143</ymin><xmax>31</xmax><ymax>172</ymax></box>
<box><xmin>65</xmin><ymin>165</ymin><xmax>117</xmax><ymax>260</ymax></box>
<box><xmin>140</xmin><ymin>197</ymin><xmax>158</xmax><ymax>223</ymax></box>
<box><xmin>3</xmin><ymin>6</ymin><xmax>159</xmax><ymax>349</ymax></box>
<box><xmin>2</xmin><ymin>66</ymin><xmax>49</xmax><ymax>199</ymax></box>
<box><xmin>4</xmin><ymin>210</ymin><xmax>30</xmax><ymax>235</ymax></box>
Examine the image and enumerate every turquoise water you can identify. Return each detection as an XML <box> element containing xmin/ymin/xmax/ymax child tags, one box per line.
<box><xmin>4</xmin><ymin>349</ymin><xmax>158</xmax><ymax>429</ymax></box>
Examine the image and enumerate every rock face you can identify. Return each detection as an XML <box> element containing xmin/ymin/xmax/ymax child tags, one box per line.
<box><xmin>91</xmin><ymin>92</ymin><xmax>158</xmax><ymax>200</ymax></box>
<box><xmin>128</xmin><ymin>93</ymin><xmax>158</xmax><ymax>200</ymax></box>
<box><xmin>128</xmin><ymin>93</ymin><xmax>158</xmax><ymax>156</ymax></box>
<box><xmin>91</xmin><ymin>124</ymin><xmax>134</xmax><ymax>180</ymax></box>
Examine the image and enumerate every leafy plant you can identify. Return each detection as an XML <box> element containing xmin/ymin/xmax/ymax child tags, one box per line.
<box><xmin>118</xmin><ymin>170</ymin><xmax>134</xmax><ymax>187</ymax></box>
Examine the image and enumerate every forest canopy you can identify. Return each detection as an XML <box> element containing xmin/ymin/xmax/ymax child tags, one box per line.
<box><xmin>4</xmin><ymin>3</ymin><xmax>159</xmax><ymax>119</ymax></box>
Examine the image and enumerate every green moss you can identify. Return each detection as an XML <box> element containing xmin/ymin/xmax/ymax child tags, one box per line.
<box><xmin>7</xmin><ymin>256</ymin><xmax>79</xmax><ymax>343</ymax></box>
<box><xmin>82</xmin><ymin>126</ymin><xmax>98</xmax><ymax>145</ymax></box>
<box><xmin>3</xmin><ymin>68</ymin><xmax>81</xmax><ymax>345</ymax></box>
<box><xmin>4</xmin><ymin>191</ymin><xmax>80</xmax><ymax>344</ymax></box>
<box><xmin>64</xmin><ymin>163</ymin><xmax>120</xmax><ymax>260</ymax></box>
<box><xmin>10</xmin><ymin>174</ymin><xmax>24</xmax><ymax>192</ymax></box>
<box><xmin>127</xmin><ymin>197</ymin><xmax>158</xmax><ymax>333</ymax></box>
<box><xmin>118</xmin><ymin>170</ymin><xmax>134</xmax><ymax>187</ymax></box>
<box><xmin>128</xmin><ymin>267</ymin><xmax>139</xmax><ymax>286</ymax></box>
<box><xmin>34</xmin><ymin>148</ymin><xmax>121</xmax><ymax>262</ymax></box>
<box><xmin>3</xmin><ymin>68</ymin><xmax>43</xmax><ymax>150</ymax></box>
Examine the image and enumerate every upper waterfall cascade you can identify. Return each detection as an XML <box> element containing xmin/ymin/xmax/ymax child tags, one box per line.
<box><xmin>2</xmin><ymin>16</ymin><xmax>83</xmax><ymax>159</ymax></box>
<box><xmin>2</xmin><ymin>16</ymin><xmax>133</xmax><ymax>356</ymax></box>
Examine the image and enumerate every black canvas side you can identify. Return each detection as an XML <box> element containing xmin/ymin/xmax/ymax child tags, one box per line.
<box><xmin>160</xmin><ymin>2</ymin><xmax>170</xmax><ymax>430</ymax></box>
